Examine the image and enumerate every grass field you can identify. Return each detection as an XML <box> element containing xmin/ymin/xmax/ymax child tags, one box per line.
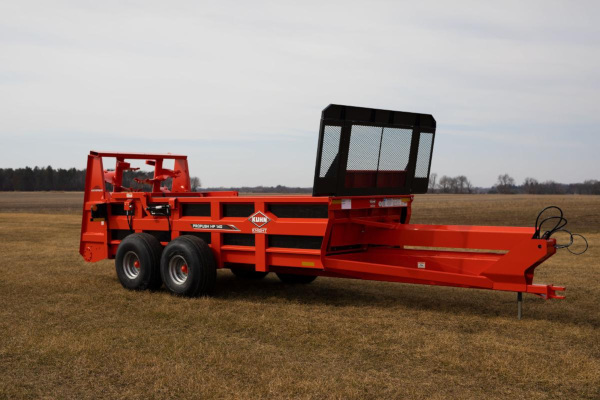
<box><xmin>0</xmin><ymin>192</ymin><xmax>598</xmax><ymax>399</ymax></box>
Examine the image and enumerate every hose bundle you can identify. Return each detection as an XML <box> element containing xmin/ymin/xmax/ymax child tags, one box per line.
<box><xmin>533</xmin><ymin>206</ymin><xmax>588</xmax><ymax>255</ymax></box>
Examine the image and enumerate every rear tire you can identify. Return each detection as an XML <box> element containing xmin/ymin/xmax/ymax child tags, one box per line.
<box><xmin>115</xmin><ymin>233</ymin><xmax>163</xmax><ymax>291</ymax></box>
<box><xmin>276</xmin><ymin>273</ymin><xmax>317</xmax><ymax>284</ymax></box>
<box><xmin>161</xmin><ymin>235</ymin><xmax>216</xmax><ymax>297</ymax></box>
<box><xmin>230</xmin><ymin>268</ymin><xmax>269</xmax><ymax>280</ymax></box>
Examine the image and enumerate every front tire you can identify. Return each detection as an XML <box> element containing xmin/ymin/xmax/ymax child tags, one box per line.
<box><xmin>115</xmin><ymin>233</ymin><xmax>163</xmax><ymax>291</ymax></box>
<box><xmin>160</xmin><ymin>235</ymin><xmax>216</xmax><ymax>297</ymax></box>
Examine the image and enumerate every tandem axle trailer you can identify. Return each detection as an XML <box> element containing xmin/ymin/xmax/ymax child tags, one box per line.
<box><xmin>80</xmin><ymin>104</ymin><xmax>576</xmax><ymax>317</ymax></box>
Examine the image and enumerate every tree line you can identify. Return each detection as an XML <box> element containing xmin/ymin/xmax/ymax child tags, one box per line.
<box><xmin>0</xmin><ymin>166</ymin><xmax>598</xmax><ymax>194</ymax></box>
<box><xmin>428</xmin><ymin>174</ymin><xmax>474</xmax><ymax>194</ymax></box>
<box><xmin>0</xmin><ymin>166</ymin><xmax>85</xmax><ymax>191</ymax></box>
<box><xmin>428</xmin><ymin>173</ymin><xmax>600</xmax><ymax>195</ymax></box>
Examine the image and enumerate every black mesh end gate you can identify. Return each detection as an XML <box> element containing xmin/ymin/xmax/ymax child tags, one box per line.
<box><xmin>312</xmin><ymin>104</ymin><xmax>436</xmax><ymax>197</ymax></box>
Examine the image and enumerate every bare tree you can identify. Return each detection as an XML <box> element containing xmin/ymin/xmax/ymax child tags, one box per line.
<box><xmin>448</xmin><ymin>177</ymin><xmax>459</xmax><ymax>193</ymax></box>
<box><xmin>190</xmin><ymin>176</ymin><xmax>201</xmax><ymax>192</ymax></box>
<box><xmin>539</xmin><ymin>180</ymin><xmax>565</xmax><ymax>194</ymax></box>
<box><xmin>576</xmin><ymin>179</ymin><xmax>600</xmax><ymax>194</ymax></box>
<box><xmin>438</xmin><ymin>175</ymin><xmax>476</xmax><ymax>194</ymax></box>
<box><xmin>496</xmin><ymin>174</ymin><xmax>515</xmax><ymax>194</ymax></box>
<box><xmin>456</xmin><ymin>175</ymin><xmax>473</xmax><ymax>194</ymax></box>
<box><xmin>428</xmin><ymin>173</ymin><xmax>438</xmax><ymax>193</ymax></box>
<box><xmin>465</xmin><ymin>178</ymin><xmax>474</xmax><ymax>194</ymax></box>
<box><xmin>439</xmin><ymin>175</ymin><xmax>452</xmax><ymax>193</ymax></box>
<box><xmin>522</xmin><ymin>177</ymin><xmax>539</xmax><ymax>194</ymax></box>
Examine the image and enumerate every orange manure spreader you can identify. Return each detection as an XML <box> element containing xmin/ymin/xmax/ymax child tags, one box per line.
<box><xmin>80</xmin><ymin>105</ymin><xmax>585</xmax><ymax>317</ymax></box>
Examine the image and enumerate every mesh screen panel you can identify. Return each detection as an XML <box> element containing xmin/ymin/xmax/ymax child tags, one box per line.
<box><xmin>346</xmin><ymin>125</ymin><xmax>382</xmax><ymax>170</ymax></box>
<box><xmin>319</xmin><ymin>125</ymin><xmax>341</xmax><ymax>178</ymax></box>
<box><xmin>378</xmin><ymin>128</ymin><xmax>412</xmax><ymax>171</ymax></box>
<box><xmin>415</xmin><ymin>132</ymin><xmax>433</xmax><ymax>178</ymax></box>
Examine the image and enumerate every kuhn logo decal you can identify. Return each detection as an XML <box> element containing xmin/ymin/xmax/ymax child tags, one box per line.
<box><xmin>249</xmin><ymin>211</ymin><xmax>270</xmax><ymax>228</ymax></box>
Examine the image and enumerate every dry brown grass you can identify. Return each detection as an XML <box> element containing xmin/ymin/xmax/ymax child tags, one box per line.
<box><xmin>0</xmin><ymin>193</ymin><xmax>598</xmax><ymax>399</ymax></box>
<box><xmin>0</xmin><ymin>192</ymin><xmax>83</xmax><ymax>214</ymax></box>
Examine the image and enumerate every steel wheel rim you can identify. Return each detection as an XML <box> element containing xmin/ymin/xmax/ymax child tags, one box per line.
<box><xmin>168</xmin><ymin>255</ymin><xmax>189</xmax><ymax>285</ymax></box>
<box><xmin>123</xmin><ymin>251</ymin><xmax>140</xmax><ymax>279</ymax></box>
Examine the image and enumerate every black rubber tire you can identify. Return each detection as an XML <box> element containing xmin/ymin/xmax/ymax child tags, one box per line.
<box><xmin>160</xmin><ymin>235</ymin><xmax>216</xmax><ymax>297</ymax></box>
<box><xmin>230</xmin><ymin>268</ymin><xmax>269</xmax><ymax>280</ymax></box>
<box><xmin>276</xmin><ymin>273</ymin><xmax>317</xmax><ymax>284</ymax></box>
<box><xmin>115</xmin><ymin>233</ymin><xmax>163</xmax><ymax>291</ymax></box>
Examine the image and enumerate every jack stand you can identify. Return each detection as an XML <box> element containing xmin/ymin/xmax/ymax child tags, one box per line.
<box><xmin>517</xmin><ymin>292</ymin><xmax>523</xmax><ymax>320</ymax></box>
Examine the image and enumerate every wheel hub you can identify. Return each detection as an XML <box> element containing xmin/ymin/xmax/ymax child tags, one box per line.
<box><xmin>123</xmin><ymin>251</ymin><xmax>141</xmax><ymax>279</ymax></box>
<box><xmin>168</xmin><ymin>255</ymin><xmax>189</xmax><ymax>285</ymax></box>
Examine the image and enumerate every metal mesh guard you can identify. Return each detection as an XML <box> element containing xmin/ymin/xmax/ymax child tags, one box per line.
<box><xmin>319</xmin><ymin>126</ymin><xmax>341</xmax><ymax>178</ymax></box>
<box><xmin>344</xmin><ymin>125</ymin><xmax>414</xmax><ymax>191</ymax></box>
<box><xmin>347</xmin><ymin>125</ymin><xmax>381</xmax><ymax>171</ymax></box>
<box><xmin>415</xmin><ymin>132</ymin><xmax>433</xmax><ymax>178</ymax></box>
<box><xmin>379</xmin><ymin>128</ymin><xmax>412</xmax><ymax>171</ymax></box>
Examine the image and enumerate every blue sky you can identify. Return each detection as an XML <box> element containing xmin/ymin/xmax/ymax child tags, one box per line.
<box><xmin>1</xmin><ymin>0</ymin><xmax>598</xmax><ymax>187</ymax></box>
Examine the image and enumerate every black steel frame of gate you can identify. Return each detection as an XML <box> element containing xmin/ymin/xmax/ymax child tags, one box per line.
<box><xmin>312</xmin><ymin>104</ymin><xmax>437</xmax><ymax>197</ymax></box>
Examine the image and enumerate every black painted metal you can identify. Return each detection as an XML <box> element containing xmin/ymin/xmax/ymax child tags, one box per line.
<box><xmin>181</xmin><ymin>231</ymin><xmax>212</xmax><ymax>244</ymax></box>
<box><xmin>313</xmin><ymin>104</ymin><xmax>436</xmax><ymax>196</ymax></box>
<box><xmin>222</xmin><ymin>204</ymin><xmax>254</xmax><ymax>218</ymax></box>
<box><xmin>110</xmin><ymin>203</ymin><xmax>128</xmax><ymax>216</ymax></box>
<box><xmin>146</xmin><ymin>230</ymin><xmax>171</xmax><ymax>242</ymax></box>
<box><xmin>268</xmin><ymin>235</ymin><xmax>323</xmax><ymax>249</ymax></box>
<box><xmin>223</xmin><ymin>233</ymin><xmax>255</xmax><ymax>246</ymax></box>
<box><xmin>268</xmin><ymin>204</ymin><xmax>328</xmax><ymax>219</ymax></box>
<box><xmin>110</xmin><ymin>229</ymin><xmax>131</xmax><ymax>241</ymax></box>
<box><xmin>181</xmin><ymin>203</ymin><xmax>211</xmax><ymax>217</ymax></box>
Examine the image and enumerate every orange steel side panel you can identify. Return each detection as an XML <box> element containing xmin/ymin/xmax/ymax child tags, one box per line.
<box><xmin>81</xmin><ymin>193</ymin><xmax>330</xmax><ymax>266</ymax></box>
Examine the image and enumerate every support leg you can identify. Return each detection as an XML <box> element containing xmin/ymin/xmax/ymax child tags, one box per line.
<box><xmin>517</xmin><ymin>292</ymin><xmax>523</xmax><ymax>320</ymax></box>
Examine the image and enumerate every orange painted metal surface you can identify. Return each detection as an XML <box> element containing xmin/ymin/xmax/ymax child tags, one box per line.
<box><xmin>80</xmin><ymin>151</ymin><xmax>564</xmax><ymax>299</ymax></box>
